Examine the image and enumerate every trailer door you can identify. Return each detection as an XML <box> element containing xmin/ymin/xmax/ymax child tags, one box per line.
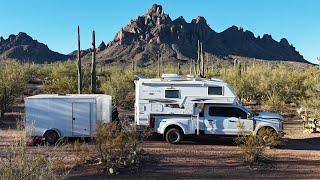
<box><xmin>72</xmin><ymin>102</ymin><xmax>91</xmax><ymax>136</ymax></box>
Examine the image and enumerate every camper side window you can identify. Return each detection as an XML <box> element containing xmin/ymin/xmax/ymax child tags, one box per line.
<box><xmin>208</xmin><ymin>86</ymin><xmax>223</xmax><ymax>95</ymax></box>
<box><xmin>165</xmin><ymin>89</ymin><xmax>180</xmax><ymax>98</ymax></box>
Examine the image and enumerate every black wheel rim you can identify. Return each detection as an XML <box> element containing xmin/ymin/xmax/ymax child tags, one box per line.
<box><xmin>47</xmin><ymin>132</ymin><xmax>57</xmax><ymax>144</ymax></box>
<box><xmin>168</xmin><ymin>131</ymin><xmax>179</xmax><ymax>143</ymax></box>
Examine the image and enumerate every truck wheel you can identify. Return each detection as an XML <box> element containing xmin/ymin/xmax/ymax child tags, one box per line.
<box><xmin>44</xmin><ymin>130</ymin><xmax>59</xmax><ymax>145</ymax></box>
<box><xmin>257</xmin><ymin>127</ymin><xmax>278</xmax><ymax>146</ymax></box>
<box><xmin>165</xmin><ymin>128</ymin><xmax>182</xmax><ymax>144</ymax></box>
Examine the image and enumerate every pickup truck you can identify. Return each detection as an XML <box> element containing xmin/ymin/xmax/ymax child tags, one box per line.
<box><xmin>151</xmin><ymin>103</ymin><xmax>284</xmax><ymax>144</ymax></box>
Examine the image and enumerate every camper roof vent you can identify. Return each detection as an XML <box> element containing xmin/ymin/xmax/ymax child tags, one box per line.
<box><xmin>161</xmin><ymin>74</ymin><xmax>181</xmax><ymax>79</ymax></box>
<box><xmin>210</xmin><ymin>78</ymin><xmax>224</xmax><ymax>82</ymax></box>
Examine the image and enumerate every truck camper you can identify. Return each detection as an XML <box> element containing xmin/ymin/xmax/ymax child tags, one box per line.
<box><xmin>135</xmin><ymin>74</ymin><xmax>284</xmax><ymax>144</ymax></box>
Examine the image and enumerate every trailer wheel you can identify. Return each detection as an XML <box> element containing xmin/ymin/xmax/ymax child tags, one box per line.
<box><xmin>165</xmin><ymin>128</ymin><xmax>182</xmax><ymax>144</ymax></box>
<box><xmin>44</xmin><ymin>130</ymin><xmax>59</xmax><ymax>145</ymax></box>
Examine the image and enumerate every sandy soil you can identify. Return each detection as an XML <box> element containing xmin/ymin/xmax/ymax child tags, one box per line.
<box><xmin>1</xmin><ymin>108</ymin><xmax>320</xmax><ymax>179</ymax></box>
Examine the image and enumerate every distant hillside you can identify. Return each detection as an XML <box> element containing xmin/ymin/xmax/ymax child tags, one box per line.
<box><xmin>0</xmin><ymin>32</ymin><xmax>70</xmax><ymax>63</ymax></box>
<box><xmin>80</xmin><ymin>4</ymin><xmax>308</xmax><ymax>65</ymax></box>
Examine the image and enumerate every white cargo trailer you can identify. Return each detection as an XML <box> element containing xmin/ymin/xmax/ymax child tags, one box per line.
<box><xmin>25</xmin><ymin>94</ymin><xmax>112</xmax><ymax>144</ymax></box>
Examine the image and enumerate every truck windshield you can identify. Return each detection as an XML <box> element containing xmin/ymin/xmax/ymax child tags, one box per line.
<box><xmin>239</xmin><ymin>104</ymin><xmax>254</xmax><ymax>115</ymax></box>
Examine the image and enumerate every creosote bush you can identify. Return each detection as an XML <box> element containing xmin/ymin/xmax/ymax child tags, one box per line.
<box><xmin>235</xmin><ymin>123</ymin><xmax>266</xmax><ymax>163</ymax></box>
<box><xmin>95</xmin><ymin>120</ymin><xmax>149</xmax><ymax>174</ymax></box>
<box><xmin>235</xmin><ymin>122</ymin><xmax>280</xmax><ymax>164</ymax></box>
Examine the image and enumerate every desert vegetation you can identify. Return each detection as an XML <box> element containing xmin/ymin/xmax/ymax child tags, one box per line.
<box><xmin>0</xmin><ymin>59</ymin><xmax>319</xmax><ymax>178</ymax></box>
<box><xmin>0</xmin><ymin>59</ymin><xmax>319</xmax><ymax>122</ymax></box>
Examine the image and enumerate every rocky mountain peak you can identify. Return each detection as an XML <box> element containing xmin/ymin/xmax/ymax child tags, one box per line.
<box><xmin>77</xmin><ymin>4</ymin><xmax>308</xmax><ymax>64</ymax></box>
<box><xmin>0</xmin><ymin>36</ymin><xmax>4</xmax><ymax>44</ymax></box>
<box><xmin>262</xmin><ymin>34</ymin><xmax>272</xmax><ymax>40</ymax></box>
<box><xmin>98</xmin><ymin>41</ymin><xmax>107</xmax><ymax>51</ymax></box>
<box><xmin>280</xmin><ymin>38</ymin><xmax>290</xmax><ymax>46</ymax></box>
<box><xmin>192</xmin><ymin>16</ymin><xmax>207</xmax><ymax>24</ymax></box>
<box><xmin>147</xmin><ymin>4</ymin><xmax>163</xmax><ymax>16</ymax></box>
<box><xmin>0</xmin><ymin>32</ymin><xmax>70</xmax><ymax>63</ymax></box>
<box><xmin>173</xmin><ymin>16</ymin><xmax>187</xmax><ymax>24</ymax></box>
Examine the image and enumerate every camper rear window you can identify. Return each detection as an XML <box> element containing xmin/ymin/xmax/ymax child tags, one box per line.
<box><xmin>165</xmin><ymin>89</ymin><xmax>180</xmax><ymax>98</ymax></box>
<box><xmin>208</xmin><ymin>86</ymin><xmax>223</xmax><ymax>95</ymax></box>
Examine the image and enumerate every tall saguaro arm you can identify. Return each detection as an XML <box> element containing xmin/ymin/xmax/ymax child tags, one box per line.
<box><xmin>77</xmin><ymin>26</ymin><xmax>82</xmax><ymax>94</ymax></box>
<box><xmin>91</xmin><ymin>30</ymin><xmax>97</xmax><ymax>94</ymax></box>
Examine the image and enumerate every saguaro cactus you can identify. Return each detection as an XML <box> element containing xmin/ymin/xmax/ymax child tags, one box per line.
<box><xmin>158</xmin><ymin>54</ymin><xmax>161</xmax><ymax>77</ymax></box>
<box><xmin>77</xmin><ymin>26</ymin><xmax>82</xmax><ymax>94</ymax></box>
<box><xmin>200</xmin><ymin>42</ymin><xmax>205</xmax><ymax>77</ymax></box>
<box><xmin>91</xmin><ymin>30</ymin><xmax>97</xmax><ymax>94</ymax></box>
<box><xmin>132</xmin><ymin>58</ymin><xmax>135</xmax><ymax>72</ymax></box>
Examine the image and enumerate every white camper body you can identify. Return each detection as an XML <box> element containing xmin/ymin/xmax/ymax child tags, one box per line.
<box><xmin>135</xmin><ymin>74</ymin><xmax>238</xmax><ymax>126</ymax></box>
<box><xmin>25</xmin><ymin>94</ymin><xmax>112</xmax><ymax>143</ymax></box>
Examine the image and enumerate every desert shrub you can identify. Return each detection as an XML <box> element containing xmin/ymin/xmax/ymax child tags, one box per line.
<box><xmin>301</xmin><ymin>67</ymin><xmax>320</xmax><ymax>119</ymax></box>
<box><xmin>42</xmin><ymin>61</ymin><xmax>91</xmax><ymax>94</ymax></box>
<box><xmin>100</xmin><ymin>69</ymin><xmax>135</xmax><ymax>110</ymax></box>
<box><xmin>235</xmin><ymin>123</ymin><xmax>267</xmax><ymax>163</ymax></box>
<box><xmin>0</xmin><ymin>61</ymin><xmax>28</xmax><ymax>119</ymax></box>
<box><xmin>235</xmin><ymin>122</ymin><xmax>279</xmax><ymax>164</ymax></box>
<box><xmin>95</xmin><ymin>120</ymin><xmax>148</xmax><ymax>174</ymax></box>
<box><xmin>0</xmin><ymin>134</ymin><xmax>71</xmax><ymax>180</ymax></box>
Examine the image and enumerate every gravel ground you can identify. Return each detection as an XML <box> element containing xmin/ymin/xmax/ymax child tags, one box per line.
<box><xmin>1</xmin><ymin>108</ymin><xmax>320</xmax><ymax>179</ymax></box>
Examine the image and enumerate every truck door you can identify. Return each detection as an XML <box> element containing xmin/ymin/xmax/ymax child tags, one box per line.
<box><xmin>203</xmin><ymin>110</ymin><xmax>215</xmax><ymax>134</ymax></box>
<box><xmin>72</xmin><ymin>102</ymin><xmax>91</xmax><ymax>136</ymax></box>
<box><xmin>206</xmin><ymin>106</ymin><xmax>228</xmax><ymax>135</ymax></box>
<box><xmin>223</xmin><ymin>106</ymin><xmax>253</xmax><ymax>135</ymax></box>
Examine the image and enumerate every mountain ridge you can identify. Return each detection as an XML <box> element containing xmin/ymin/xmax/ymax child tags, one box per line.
<box><xmin>0</xmin><ymin>4</ymin><xmax>309</xmax><ymax>64</ymax></box>
<box><xmin>0</xmin><ymin>32</ymin><xmax>70</xmax><ymax>63</ymax></box>
<box><xmin>88</xmin><ymin>4</ymin><xmax>307</xmax><ymax>65</ymax></box>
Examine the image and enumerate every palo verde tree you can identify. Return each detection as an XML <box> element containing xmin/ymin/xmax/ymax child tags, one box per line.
<box><xmin>0</xmin><ymin>61</ymin><xmax>28</xmax><ymax>120</ymax></box>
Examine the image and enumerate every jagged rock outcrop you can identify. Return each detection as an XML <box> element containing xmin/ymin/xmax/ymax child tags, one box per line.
<box><xmin>97</xmin><ymin>41</ymin><xmax>107</xmax><ymax>52</ymax></box>
<box><xmin>91</xmin><ymin>4</ymin><xmax>307</xmax><ymax>65</ymax></box>
<box><xmin>0</xmin><ymin>32</ymin><xmax>70</xmax><ymax>63</ymax></box>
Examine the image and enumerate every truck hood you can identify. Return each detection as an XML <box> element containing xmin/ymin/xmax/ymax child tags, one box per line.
<box><xmin>254</xmin><ymin>112</ymin><xmax>283</xmax><ymax>121</ymax></box>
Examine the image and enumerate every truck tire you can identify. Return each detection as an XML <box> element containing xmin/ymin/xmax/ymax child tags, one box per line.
<box><xmin>257</xmin><ymin>127</ymin><xmax>278</xmax><ymax>146</ymax></box>
<box><xmin>165</xmin><ymin>128</ymin><xmax>182</xmax><ymax>144</ymax></box>
<box><xmin>44</xmin><ymin>130</ymin><xmax>59</xmax><ymax>145</ymax></box>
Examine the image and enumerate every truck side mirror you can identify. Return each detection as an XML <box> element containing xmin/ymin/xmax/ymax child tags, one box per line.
<box><xmin>247</xmin><ymin>113</ymin><xmax>253</xmax><ymax>119</ymax></box>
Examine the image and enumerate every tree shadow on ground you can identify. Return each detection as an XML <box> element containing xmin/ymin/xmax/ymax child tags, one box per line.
<box><xmin>147</xmin><ymin>134</ymin><xmax>238</xmax><ymax>146</ymax></box>
<box><xmin>278</xmin><ymin>137</ymin><xmax>320</xmax><ymax>150</ymax></box>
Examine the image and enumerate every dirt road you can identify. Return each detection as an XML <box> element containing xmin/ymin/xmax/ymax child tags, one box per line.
<box><xmin>70</xmin><ymin>109</ymin><xmax>320</xmax><ymax>179</ymax></box>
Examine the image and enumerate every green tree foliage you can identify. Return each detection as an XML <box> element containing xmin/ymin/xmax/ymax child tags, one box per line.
<box><xmin>42</xmin><ymin>61</ymin><xmax>91</xmax><ymax>94</ymax></box>
<box><xmin>0</xmin><ymin>61</ymin><xmax>27</xmax><ymax>119</ymax></box>
<box><xmin>100</xmin><ymin>67</ymin><xmax>135</xmax><ymax>110</ymax></box>
<box><xmin>301</xmin><ymin>67</ymin><xmax>320</xmax><ymax>119</ymax></box>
